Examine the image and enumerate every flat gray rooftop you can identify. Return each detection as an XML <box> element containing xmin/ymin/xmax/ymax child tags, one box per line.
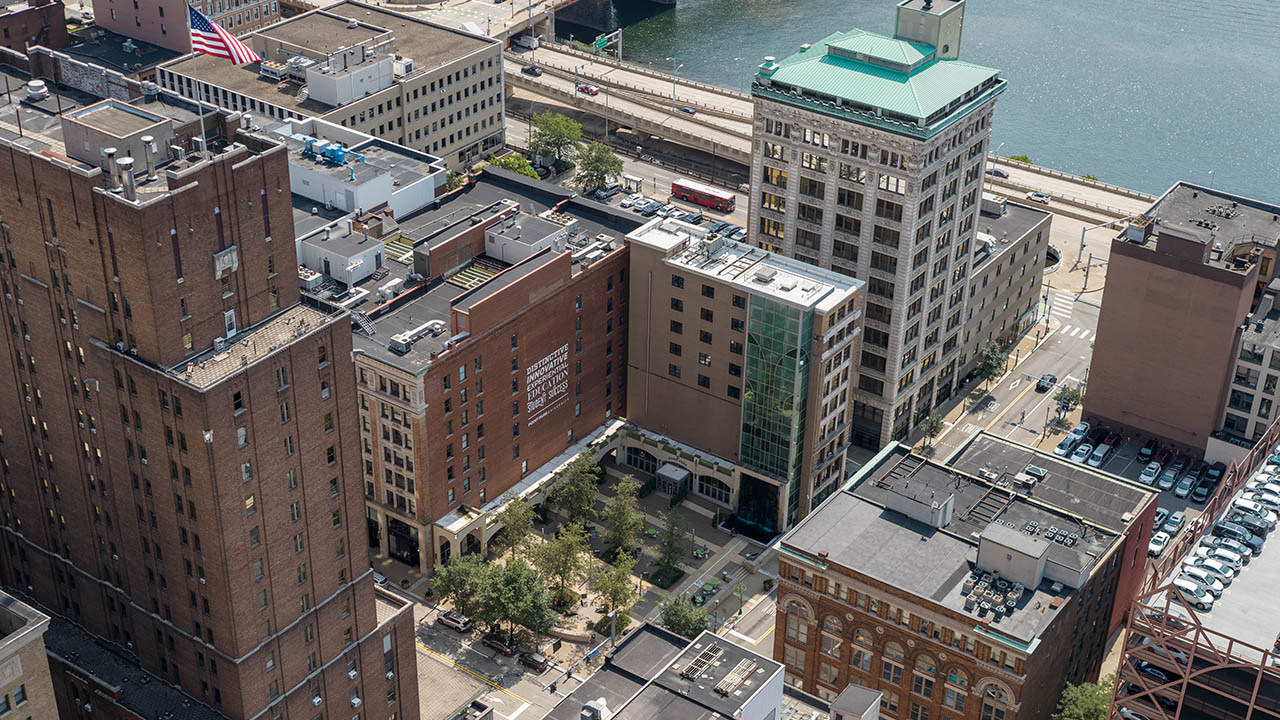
<box><xmin>292</xmin><ymin>194</ymin><xmax>351</xmax><ymax>239</ymax></box>
<box><xmin>323</xmin><ymin>2</ymin><xmax>492</xmax><ymax>70</ymax></box>
<box><xmin>1146</xmin><ymin>181</ymin><xmax>1280</xmax><ymax>248</ymax></box>
<box><xmin>164</xmin><ymin>53</ymin><xmax>337</xmax><ymax>115</ymax></box>
<box><xmin>648</xmin><ymin>632</ymin><xmax>783</xmax><ymax>719</ymax></box>
<box><xmin>62</xmin><ymin>28</ymin><xmax>182</xmax><ymax>73</ymax></box>
<box><xmin>785</xmin><ymin>435</ymin><xmax>1153</xmax><ymax>646</ymax></box>
<box><xmin>973</xmin><ymin>199</ymin><xmax>1050</xmax><ymax>272</ymax></box>
<box><xmin>258</xmin><ymin>10</ymin><xmax>385</xmax><ymax>55</ymax></box>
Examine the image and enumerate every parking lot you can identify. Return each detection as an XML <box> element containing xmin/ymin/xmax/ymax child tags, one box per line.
<box><xmin>589</xmin><ymin>184</ymin><xmax>745</xmax><ymax>237</ymax></box>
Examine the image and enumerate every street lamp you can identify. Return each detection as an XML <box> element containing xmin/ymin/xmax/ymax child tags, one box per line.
<box><xmin>671</xmin><ymin>63</ymin><xmax>684</xmax><ymax>111</ymax></box>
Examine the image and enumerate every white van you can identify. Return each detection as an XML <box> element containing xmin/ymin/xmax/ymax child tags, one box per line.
<box><xmin>1087</xmin><ymin>443</ymin><xmax>1111</xmax><ymax>467</ymax></box>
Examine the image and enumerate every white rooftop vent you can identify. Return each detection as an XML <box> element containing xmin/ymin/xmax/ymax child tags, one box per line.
<box><xmin>753</xmin><ymin>267</ymin><xmax>778</xmax><ymax>283</ymax></box>
<box><xmin>25</xmin><ymin>80</ymin><xmax>48</xmax><ymax>101</ymax></box>
<box><xmin>347</xmin><ymin>18</ymin><xmax>358</xmax><ymax>28</ymax></box>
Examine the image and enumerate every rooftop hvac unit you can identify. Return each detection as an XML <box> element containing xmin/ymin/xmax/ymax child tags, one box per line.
<box><xmin>753</xmin><ymin>267</ymin><xmax>778</xmax><ymax>282</ymax></box>
<box><xmin>312</xmin><ymin>695</ymin><xmax>322</xmax><ymax>706</ymax></box>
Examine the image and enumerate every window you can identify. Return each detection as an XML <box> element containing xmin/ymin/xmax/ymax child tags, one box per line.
<box><xmin>671</xmin><ymin>274</ymin><xmax>685</xmax><ymax>289</ymax></box>
<box><xmin>980</xmin><ymin>684</ymin><xmax>1009</xmax><ymax>720</ymax></box>
<box><xmin>783</xmin><ymin>644</ymin><xmax>806</xmax><ymax>672</ymax></box>
<box><xmin>944</xmin><ymin>669</ymin><xmax>968</xmax><ymax>712</ymax></box>
<box><xmin>671</xmin><ymin>298</ymin><xmax>684</xmax><ymax>312</ymax></box>
<box><xmin>670</xmin><ymin>342</ymin><xmax>682</xmax><ymax>357</ymax></box>
<box><xmin>820</xmin><ymin>615</ymin><xmax>842</xmax><ymax>657</ymax></box>
<box><xmin>762</xmin><ymin>165</ymin><xmax>788</xmax><ymax>188</ymax></box>
<box><xmin>700</xmin><ymin>308</ymin><xmax>714</xmax><ymax>322</ymax></box>
<box><xmin>668</xmin><ymin>364</ymin><xmax>681</xmax><ymax>379</ymax></box>
<box><xmin>701</xmin><ymin>284</ymin><xmax>715</xmax><ymax>299</ymax></box>
<box><xmin>11</xmin><ymin>685</ymin><xmax>24</xmax><ymax>706</ymax></box>
<box><xmin>912</xmin><ymin>655</ymin><xmax>936</xmax><ymax>698</ymax></box>
<box><xmin>697</xmin><ymin>374</ymin><xmax>710</xmax><ymax>388</ymax></box>
<box><xmin>670</xmin><ymin>320</ymin><xmax>683</xmax><ymax>334</ymax></box>
<box><xmin>882</xmin><ymin>641</ymin><xmax>904</xmax><ymax>684</ymax></box>
<box><xmin>784</xmin><ymin>601</ymin><xmax>810</xmax><ymax>645</ymax></box>
<box><xmin>851</xmin><ymin>628</ymin><xmax>873</xmax><ymax>672</ymax></box>
<box><xmin>910</xmin><ymin>702</ymin><xmax>930</xmax><ymax>720</ymax></box>
<box><xmin>698</xmin><ymin>352</ymin><xmax>711</xmax><ymax>367</ymax></box>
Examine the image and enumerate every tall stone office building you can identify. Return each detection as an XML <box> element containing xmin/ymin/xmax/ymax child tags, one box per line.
<box><xmin>748</xmin><ymin>0</ymin><xmax>1007</xmax><ymax>447</ymax></box>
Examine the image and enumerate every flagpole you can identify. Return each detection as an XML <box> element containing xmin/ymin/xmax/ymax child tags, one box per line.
<box><xmin>188</xmin><ymin>8</ymin><xmax>209</xmax><ymax>160</ymax></box>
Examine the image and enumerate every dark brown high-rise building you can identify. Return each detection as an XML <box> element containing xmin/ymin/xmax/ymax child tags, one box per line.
<box><xmin>0</xmin><ymin>75</ymin><xmax>416</xmax><ymax>718</ymax></box>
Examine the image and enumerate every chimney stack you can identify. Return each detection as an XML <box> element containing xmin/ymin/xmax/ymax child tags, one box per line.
<box><xmin>103</xmin><ymin>147</ymin><xmax>120</xmax><ymax>192</ymax></box>
<box><xmin>117</xmin><ymin>157</ymin><xmax>137</xmax><ymax>200</ymax></box>
<box><xmin>140</xmin><ymin>134</ymin><xmax>157</xmax><ymax>180</ymax></box>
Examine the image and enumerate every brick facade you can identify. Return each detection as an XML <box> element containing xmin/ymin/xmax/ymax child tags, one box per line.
<box><xmin>0</xmin><ymin>0</ymin><xmax>69</xmax><ymax>54</ymax></box>
<box><xmin>0</xmin><ymin>101</ymin><xmax>417</xmax><ymax>718</ymax></box>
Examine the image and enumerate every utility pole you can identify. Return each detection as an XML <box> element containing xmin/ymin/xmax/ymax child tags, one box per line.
<box><xmin>1084</xmin><ymin>252</ymin><xmax>1093</xmax><ymax>290</ymax></box>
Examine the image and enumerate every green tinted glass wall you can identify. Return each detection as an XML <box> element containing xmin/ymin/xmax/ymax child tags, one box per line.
<box><xmin>739</xmin><ymin>296</ymin><xmax>811</xmax><ymax>495</ymax></box>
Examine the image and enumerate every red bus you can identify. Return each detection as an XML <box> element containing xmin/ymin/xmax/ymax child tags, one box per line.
<box><xmin>671</xmin><ymin>178</ymin><xmax>736</xmax><ymax>212</ymax></box>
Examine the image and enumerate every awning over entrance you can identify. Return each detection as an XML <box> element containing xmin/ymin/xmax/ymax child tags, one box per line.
<box><xmin>657</xmin><ymin>462</ymin><xmax>692</xmax><ymax>494</ymax></box>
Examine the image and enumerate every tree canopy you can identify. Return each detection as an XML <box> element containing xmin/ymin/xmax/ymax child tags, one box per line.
<box><xmin>549</xmin><ymin>456</ymin><xmax>600</xmax><ymax>526</ymax></box>
<box><xmin>532</xmin><ymin>521</ymin><xmax>590</xmax><ymax>597</ymax></box>
<box><xmin>490</xmin><ymin>153</ymin><xmax>539</xmax><ymax>179</ymax></box>
<box><xmin>656</xmin><ymin>508</ymin><xmax>691</xmax><ymax>573</ymax></box>
<box><xmin>529</xmin><ymin>112</ymin><xmax>582</xmax><ymax>162</ymax></box>
<box><xmin>574</xmin><ymin>142</ymin><xmax>624</xmax><ymax>192</ymax></box>
<box><xmin>976</xmin><ymin>339</ymin><xmax>1006</xmax><ymax>387</ymax></box>
<box><xmin>491</xmin><ymin>496</ymin><xmax>535</xmax><ymax>560</ymax></box>
<box><xmin>660</xmin><ymin>597</ymin><xmax>708</xmax><ymax>639</ymax></box>
<box><xmin>602</xmin><ymin>474</ymin><xmax>644</xmax><ymax>562</ymax></box>
<box><xmin>1051</xmin><ymin>675</ymin><xmax>1113</xmax><ymax>720</ymax></box>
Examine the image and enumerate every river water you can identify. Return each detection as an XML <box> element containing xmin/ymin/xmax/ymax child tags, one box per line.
<box><xmin>560</xmin><ymin>0</ymin><xmax>1280</xmax><ymax>200</ymax></box>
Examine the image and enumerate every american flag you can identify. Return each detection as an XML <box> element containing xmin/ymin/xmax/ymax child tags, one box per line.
<box><xmin>189</xmin><ymin>5</ymin><xmax>260</xmax><ymax>65</ymax></box>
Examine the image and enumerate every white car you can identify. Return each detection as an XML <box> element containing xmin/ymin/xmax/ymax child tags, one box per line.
<box><xmin>1148</xmin><ymin>531</ymin><xmax>1171</xmax><ymax>557</ymax></box>
<box><xmin>1157</xmin><ymin>467</ymin><xmax>1178</xmax><ymax>491</ymax></box>
<box><xmin>619</xmin><ymin>193</ymin><xmax>643</xmax><ymax>208</ymax></box>
<box><xmin>1246</xmin><ymin>479</ymin><xmax>1280</xmax><ymax>496</ymax></box>
<box><xmin>1054</xmin><ymin>435</ymin><xmax>1078</xmax><ymax>457</ymax></box>
<box><xmin>1070</xmin><ymin>443</ymin><xmax>1092</xmax><ymax>464</ymax></box>
<box><xmin>1170</xmin><ymin>577</ymin><xmax>1214</xmax><ymax>611</ymax></box>
<box><xmin>1139</xmin><ymin>462</ymin><xmax>1162</xmax><ymax>485</ymax></box>
<box><xmin>1069</xmin><ymin>421</ymin><xmax>1090</xmax><ymax>441</ymax></box>
<box><xmin>1234</xmin><ymin>498</ymin><xmax>1278</xmax><ymax>527</ymax></box>
<box><xmin>1163</xmin><ymin>510</ymin><xmax>1186</xmax><ymax>535</ymax></box>
<box><xmin>1204</xmin><ymin>535</ymin><xmax>1253</xmax><ymax>559</ymax></box>
<box><xmin>1187</xmin><ymin>556</ymin><xmax>1235</xmax><ymax>584</ymax></box>
<box><xmin>1025</xmin><ymin>191</ymin><xmax>1052</xmax><ymax>204</ymax></box>
<box><xmin>1180</xmin><ymin>566</ymin><xmax>1224</xmax><ymax>597</ymax></box>
<box><xmin>1137</xmin><ymin>636</ymin><xmax>1191</xmax><ymax>665</ymax></box>
<box><xmin>1246</xmin><ymin>490</ymin><xmax>1280</xmax><ymax>509</ymax></box>
<box><xmin>373</xmin><ymin>570</ymin><xmax>388</xmax><ymax>586</ymax></box>
<box><xmin>1193</xmin><ymin>546</ymin><xmax>1243</xmax><ymax>571</ymax></box>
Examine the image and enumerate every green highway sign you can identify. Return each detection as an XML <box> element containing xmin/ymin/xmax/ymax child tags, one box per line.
<box><xmin>594</xmin><ymin>34</ymin><xmax>607</xmax><ymax>50</ymax></box>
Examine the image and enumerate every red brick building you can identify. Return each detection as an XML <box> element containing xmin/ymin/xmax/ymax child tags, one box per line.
<box><xmin>0</xmin><ymin>81</ymin><xmax>417</xmax><ymax>718</ymax></box>
<box><xmin>0</xmin><ymin>0</ymin><xmax>68</xmax><ymax>54</ymax></box>
<box><xmin>774</xmin><ymin>434</ymin><xmax>1156</xmax><ymax>720</ymax></box>
<box><xmin>354</xmin><ymin>170</ymin><xmax>638</xmax><ymax>575</ymax></box>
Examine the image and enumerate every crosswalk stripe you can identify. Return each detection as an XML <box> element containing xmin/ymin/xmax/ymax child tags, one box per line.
<box><xmin>1060</xmin><ymin>325</ymin><xmax>1072</xmax><ymax>335</ymax></box>
<box><xmin>1070</xmin><ymin>327</ymin><xmax>1084</xmax><ymax>338</ymax></box>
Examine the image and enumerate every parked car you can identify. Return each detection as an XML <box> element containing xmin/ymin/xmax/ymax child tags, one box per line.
<box><xmin>1247</xmin><ymin>490</ymin><xmax>1280</xmax><ymax>510</ymax></box>
<box><xmin>1134</xmin><ymin>659</ymin><xmax>1172</xmax><ymax>684</ymax></box>
<box><xmin>729</xmin><ymin>229</ymin><xmax>748</xmax><ymax>242</ymax></box>
<box><xmin>520</xmin><ymin>65</ymin><xmax>543</xmax><ymax>77</ymax></box>
<box><xmin>1026</xmin><ymin>191</ymin><xmax>1052</xmax><ymax>204</ymax></box>
<box><xmin>1118</xmin><ymin>707</ymin><xmax>1154</xmax><ymax>720</ymax></box>
<box><xmin>1157</xmin><ymin>467</ymin><xmax>1179</xmax><ymax>491</ymax></box>
<box><xmin>1087</xmin><ymin>443</ymin><xmax>1112</xmax><ymax>467</ymax></box>
<box><xmin>1187</xmin><ymin>556</ymin><xmax>1236</xmax><ymax>584</ymax></box>
<box><xmin>985</xmin><ymin>167</ymin><xmax>1010</xmax><ymax>179</ymax></box>
<box><xmin>1153</xmin><ymin>507</ymin><xmax>1169</xmax><ymax>528</ymax></box>
<box><xmin>1163</xmin><ymin>510</ymin><xmax>1186</xmax><ymax>535</ymax></box>
<box><xmin>684</xmin><ymin>211</ymin><xmax>704</xmax><ymax>224</ymax></box>
<box><xmin>1204</xmin><ymin>535</ymin><xmax>1254</xmax><ymax>560</ymax></box>
<box><xmin>619</xmin><ymin>193</ymin><xmax>643</xmax><ymax>208</ymax></box>
<box><xmin>1137</xmin><ymin>635</ymin><xmax>1192</xmax><ymax>664</ymax></box>
<box><xmin>1121</xmin><ymin>683</ymin><xmax>1179</xmax><ymax>712</ymax></box>
<box><xmin>1036</xmin><ymin>374</ymin><xmax>1057</xmax><ymax>392</ymax></box>
<box><xmin>1139</xmin><ymin>462</ymin><xmax>1162</xmax><ymax>485</ymax></box>
<box><xmin>1069</xmin><ymin>422</ymin><xmax>1091</xmax><ymax>441</ymax></box>
<box><xmin>1236</xmin><ymin>498</ymin><xmax>1278</xmax><ymax>525</ymax></box>
<box><xmin>1206</xmin><ymin>462</ymin><xmax>1227</xmax><ymax>483</ymax></box>
<box><xmin>707</xmin><ymin>221</ymin><xmax>732</xmax><ymax>234</ymax></box>
<box><xmin>1180</xmin><ymin>566</ymin><xmax>1224</xmax><ymax>597</ymax></box>
<box><xmin>1171</xmin><ymin>454</ymin><xmax>1190</xmax><ymax>472</ymax></box>
<box><xmin>677</xmin><ymin>106</ymin><xmax>697</xmax><ymax>115</ymax></box>
<box><xmin>373</xmin><ymin>570</ymin><xmax>388</xmax><ymax>587</ymax></box>
<box><xmin>1174</xmin><ymin>474</ymin><xmax>1196</xmax><ymax>498</ymax></box>
<box><xmin>1211</xmin><ymin>522</ymin><xmax>1263</xmax><ymax>554</ymax></box>
<box><xmin>436</xmin><ymin>610</ymin><xmax>473</xmax><ymax>633</ymax></box>
<box><xmin>1140</xmin><ymin>608</ymin><xmax>1189</xmax><ymax>631</ymax></box>
<box><xmin>1193</xmin><ymin>545</ymin><xmax>1244</xmax><ymax>571</ymax></box>
<box><xmin>1153</xmin><ymin>447</ymin><xmax>1172</xmax><ymax>465</ymax></box>
<box><xmin>1138</xmin><ymin>438</ymin><xmax>1158</xmax><ymax>460</ymax></box>
<box><xmin>576</xmin><ymin>83</ymin><xmax>600</xmax><ymax>96</ymax></box>
<box><xmin>656</xmin><ymin>204</ymin><xmax>676</xmax><ymax>218</ymax></box>
<box><xmin>1246</xmin><ymin>479</ymin><xmax>1280</xmax><ymax>497</ymax></box>
<box><xmin>519</xmin><ymin>651</ymin><xmax>549</xmax><ymax>672</ymax></box>
<box><xmin>482</xmin><ymin>633</ymin><xmax>517</xmax><ymax>656</ymax></box>
<box><xmin>1170</xmin><ymin>578</ymin><xmax>1214</xmax><ymax>611</ymax></box>
<box><xmin>1054</xmin><ymin>435</ymin><xmax>1079</xmax><ymax>457</ymax></box>
<box><xmin>1191</xmin><ymin>478</ymin><xmax>1213</xmax><ymax>503</ymax></box>
<box><xmin>1086</xmin><ymin>427</ymin><xmax>1108</xmax><ymax>446</ymax></box>
<box><xmin>640</xmin><ymin>202</ymin><xmax>661</xmax><ymax>217</ymax></box>
<box><xmin>1148</xmin><ymin>531</ymin><xmax>1170</xmax><ymax>557</ymax></box>
<box><xmin>1070</xmin><ymin>443</ymin><xmax>1093</xmax><ymax>464</ymax></box>
<box><xmin>1228</xmin><ymin>512</ymin><xmax>1271</xmax><ymax>539</ymax></box>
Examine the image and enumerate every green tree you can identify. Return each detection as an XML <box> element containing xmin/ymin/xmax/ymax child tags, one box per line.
<box><xmin>1008</xmin><ymin>154</ymin><xmax>1032</xmax><ymax>163</ymax></box>
<box><xmin>976</xmin><ymin>339</ymin><xmax>1007</xmax><ymax>390</ymax></box>
<box><xmin>430</xmin><ymin>553</ymin><xmax>491</xmax><ymax>617</ymax></box>
<box><xmin>656</xmin><ymin>508</ymin><xmax>691</xmax><ymax>572</ymax></box>
<box><xmin>445</xmin><ymin>171</ymin><xmax>465</xmax><ymax>191</ymax></box>
<box><xmin>480</xmin><ymin>559</ymin><xmax>555</xmax><ymax>640</ymax></box>
<box><xmin>1055</xmin><ymin>385</ymin><xmax>1085</xmax><ymax>411</ymax></box>
<box><xmin>1051</xmin><ymin>675</ymin><xmax>1113</xmax><ymax>720</ymax></box>
<box><xmin>596</xmin><ymin>552</ymin><xmax>638</xmax><ymax>618</ymax></box>
<box><xmin>529</xmin><ymin>111</ymin><xmax>582</xmax><ymax>162</ymax></box>
<box><xmin>491</xmin><ymin>497</ymin><xmax>535</xmax><ymax>560</ymax></box>
<box><xmin>602</xmin><ymin>474</ymin><xmax>643</xmax><ymax>561</ymax></box>
<box><xmin>490</xmin><ymin>153</ymin><xmax>539</xmax><ymax>179</ymax></box>
<box><xmin>548</xmin><ymin>456</ymin><xmax>600</xmax><ymax>526</ymax></box>
<box><xmin>532</xmin><ymin>521</ymin><xmax>590</xmax><ymax>598</ymax></box>
<box><xmin>1081</xmin><ymin>174</ymin><xmax>1098</xmax><ymax>181</ymax></box>
<box><xmin>660</xmin><ymin>597</ymin><xmax>708</xmax><ymax>639</ymax></box>
<box><xmin>574</xmin><ymin>142</ymin><xmax>624</xmax><ymax>192</ymax></box>
<box><xmin>922</xmin><ymin>412</ymin><xmax>945</xmax><ymax>447</ymax></box>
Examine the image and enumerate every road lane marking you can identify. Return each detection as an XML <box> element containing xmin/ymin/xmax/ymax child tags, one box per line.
<box><xmin>752</xmin><ymin>625</ymin><xmax>775</xmax><ymax>647</ymax></box>
<box><xmin>416</xmin><ymin>642</ymin><xmax>531</xmax><ymax>705</ymax></box>
<box><xmin>985</xmin><ymin>380</ymin><xmax>1037</xmax><ymax>433</ymax></box>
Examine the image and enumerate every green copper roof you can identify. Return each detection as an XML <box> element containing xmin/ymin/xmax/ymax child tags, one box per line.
<box><xmin>758</xmin><ymin>28</ymin><xmax>1001</xmax><ymax>122</ymax></box>
<box><xmin>825</xmin><ymin>29</ymin><xmax>935</xmax><ymax>67</ymax></box>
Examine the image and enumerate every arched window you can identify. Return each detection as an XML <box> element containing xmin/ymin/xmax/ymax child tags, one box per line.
<box><xmin>820</xmin><ymin>615</ymin><xmax>843</xmax><ymax>657</ymax></box>
<box><xmin>881</xmin><ymin>641</ymin><xmax>905</xmax><ymax>685</ymax></box>
<box><xmin>944</xmin><ymin>668</ymin><xmax>969</xmax><ymax>712</ymax></box>
<box><xmin>784</xmin><ymin>600</ymin><xmax>811</xmax><ymax>645</ymax></box>
<box><xmin>850</xmin><ymin>628</ymin><xmax>873</xmax><ymax>672</ymax></box>
<box><xmin>979</xmin><ymin>681</ymin><xmax>1011</xmax><ymax>720</ymax></box>
<box><xmin>912</xmin><ymin>654</ymin><xmax>937</xmax><ymax>699</ymax></box>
